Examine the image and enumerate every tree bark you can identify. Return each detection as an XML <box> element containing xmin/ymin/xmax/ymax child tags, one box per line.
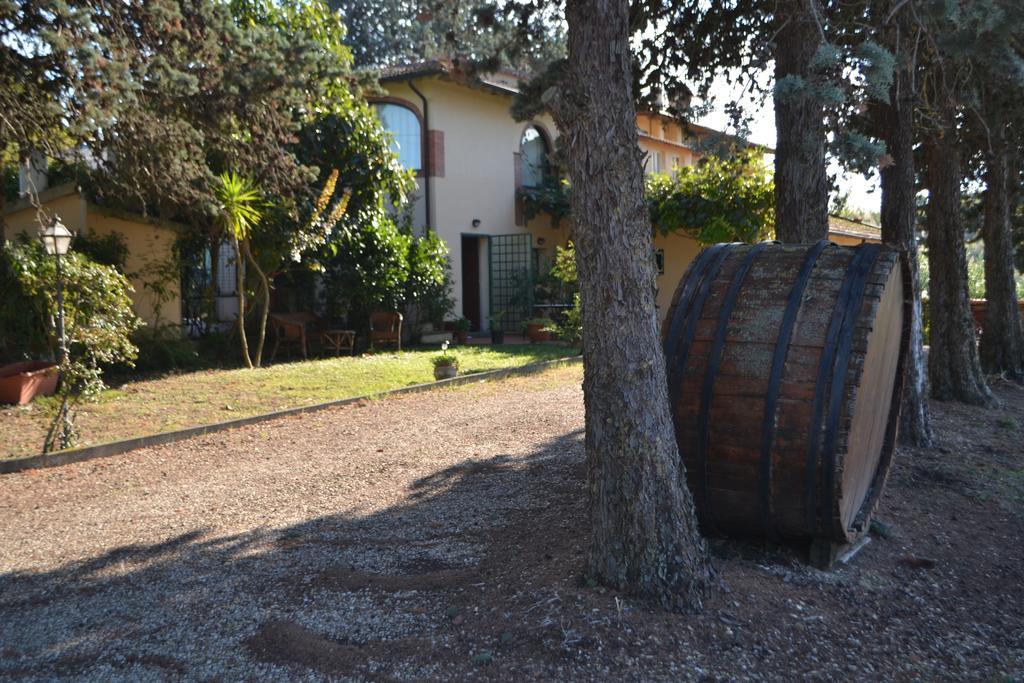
<box><xmin>878</xmin><ymin>63</ymin><xmax>933</xmax><ymax>446</ymax></box>
<box><xmin>924</xmin><ymin>123</ymin><xmax>990</xmax><ymax>404</ymax></box>
<box><xmin>546</xmin><ymin>0</ymin><xmax>712</xmax><ymax>610</ymax></box>
<box><xmin>244</xmin><ymin>240</ymin><xmax>271</xmax><ymax>368</ymax></box>
<box><xmin>979</xmin><ymin>133</ymin><xmax>1024</xmax><ymax>380</ymax></box>
<box><xmin>773</xmin><ymin>0</ymin><xmax>829</xmax><ymax>243</ymax></box>
<box><xmin>234</xmin><ymin>237</ymin><xmax>253</xmax><ymax>368</ymax></box>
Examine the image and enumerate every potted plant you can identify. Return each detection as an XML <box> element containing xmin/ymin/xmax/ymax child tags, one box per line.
<box><xmin>488</xmin><ymin>311</ymin><xmax>505</xmax><ymax>345</ymax></box>
<box><xmin>431</xmin><ymin>341</ymin><xmax>458</xmax><ymax>380</ymax></box>
<box><xmin>453</xmin><ymin>316</ymin><xmax>471</xmax><ymax>344</ymax></box>
<box><xmin>525</xmin><ymin>317</ymin><xmax>553</xmax><ymax>343</ymax></box>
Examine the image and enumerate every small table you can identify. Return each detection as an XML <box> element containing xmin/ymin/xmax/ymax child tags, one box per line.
<box><xmin>320</xmin><ymin>329</ymin><xmax>356</xmax><ymax>356</ymax></box>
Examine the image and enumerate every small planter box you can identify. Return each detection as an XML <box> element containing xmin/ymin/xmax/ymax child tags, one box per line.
<box><xmin>0</xmin><ymin>361</ymin><xmax>59</xmax><ymax>406</ymax></box>
<box><xmin>526</xmin><ymin>322</ymin><xmax>552</xmax><ymax>343</ymax></box>
<box><xmin>433</xmin><ymin>364</ymin><xmax>458</xmax><ymax>380</ymax></box>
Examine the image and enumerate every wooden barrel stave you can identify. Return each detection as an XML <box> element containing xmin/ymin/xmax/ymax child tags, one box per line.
<box><xmin>663</xmin><ymin>241</ymin><xmax>909</xmax><ymax>545</ymax></box>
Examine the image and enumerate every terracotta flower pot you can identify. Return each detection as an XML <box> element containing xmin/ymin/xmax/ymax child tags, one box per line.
<box><xmin>434</xmin><ymin>364</ymin><xmax>458</xmax><ymax>380</ymax></box>
<box><xmin>0</xmin><ymin>361</ymin><xmax>59</xmax><ymax>406</ymax></box>
<box><xmin>526</xmin><ymin>322</ymin><xmax>551</xmax><ymax>343</ymax></box>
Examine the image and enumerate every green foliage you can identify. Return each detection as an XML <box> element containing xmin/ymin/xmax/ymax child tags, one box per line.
<box><xmin>82</xmin><ymin>0</ymin><xmax>344</xmax><ymax>229</ymax></box>
<box><xmin>519</xmin><ymin>176</ymin><xmax>572</xmax><ymax>227</ymax></box>
<box><xmin>407</xmin><ymin>233</ymin><xmax>455</xmax><ymax>327</ymax></box>
<box><xmin>1</xmin><ymin>240</ymin><xmax>140</xmax><ymax>450</ymax></box>
<box><xmin>295</xmin><ymin>110</ymin><xmax>415</xmax><ymax>237</ymax></box>
<box><xmin>431</xmin><ymin>341</ymin><xmax>458</xmax><ymax>368</ymax></box>
<box><xmin>550</xmin><ymin>292</ymin><xmax>583</xmax><ymax>346</ymax></box>
<box><xmin>215</xmin><ymin>173</ymin><xmax>264</xmax><ymax>241</ymax></box>
<box><xmin>320</xmin><ymin>218</ymin><xmax>453</xmax><ymax>331</ymax></box>
<box><xmin>533</xmin><ymin>245</ymin><xmax>581</xmax><ymax>345</ymax></box>
<box><xmin>128</xmin><ymin>329</ymin><xmax>201</xmax><ymax>374</ymax></box>
<box><xmin>0</xmin><ymin>241</ymin><xmax>49</xmax><ymax>359</ymax></box>
<box><xmin>0</xmin><ymin>2</ymin><xmax>127</xmax><ymax>161</ymax></box>
<box><xmin>1</xmin><ymin>240</ymin><xmax>140</xmax><ymax>364</ymax></box>
<box><xmin>321</xmin><ymin>214</ymin><xmax>411</xmax><ymax>321</ymax></box>
<box><xmin>551</xmin><ymin>242</ymin><xmax>578</xmax><ymax>284</ymax></box>
<box><xmin>332</xmin><ymin>0</ymin><xmax>565</xmax><ymax>71</ymax></box>
<box><xmin>518</xmin><ymin>151</ymin><xmax>775</xmax><ymax>249</ymax></box>
<box><xmin>232</xmin><ymin>0</ymin><xmax>353</xmax><ymax>68</ymax></box>
<box><xmin>71</xmin><ymin>230</ymin><xmax>129</xmax><ymax>271</ymax></box>
<box><xmin>647</xmin><ymin>152</ymin><xmax>774</xmax><ymax>245</ymax></box>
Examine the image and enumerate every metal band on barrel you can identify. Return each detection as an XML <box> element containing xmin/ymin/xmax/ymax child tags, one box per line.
<box><xmin>758</xmin><ymin>240</ymin><xmax>830</xmax><ymax>538</ymax></box>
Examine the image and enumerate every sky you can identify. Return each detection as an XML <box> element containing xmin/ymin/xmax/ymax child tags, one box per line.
<box><xmin>696</xmin><ymin>74</ymin><xmax>882</xmax><ymax>218</ymax></box>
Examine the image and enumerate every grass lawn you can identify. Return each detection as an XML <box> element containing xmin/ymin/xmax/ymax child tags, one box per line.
<box><xmin>0</xmin><ymin>345</ymin><xmax>577</xmax><ymax>460</ymax></box>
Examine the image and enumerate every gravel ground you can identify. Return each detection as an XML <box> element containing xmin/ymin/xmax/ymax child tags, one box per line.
<box><xmin>0</xmin><ymin>364</ymin><xmax>1021</xmax><ymax>681</ymax></box>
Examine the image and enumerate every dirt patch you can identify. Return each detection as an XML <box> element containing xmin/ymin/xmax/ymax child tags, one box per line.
<box><xmin>246</xmin><ymin>620</ymin><xmax>430</xmax><ymax>675</ymax></box>
<box><xmin>0</xmin><ymin>365</ymin><xmax>1021</xmax><ymax>680</ymax></box>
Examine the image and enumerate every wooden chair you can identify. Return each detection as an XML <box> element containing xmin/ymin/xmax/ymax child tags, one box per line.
<box><xmin>370</xmin><ymin>311</ymin><xmax>403</xmax><ymax>351</ymax></box>
<box><xmin>269</xmin><ymin>312</ymin><xmax>322</xmax><ymax>360</ymax></box>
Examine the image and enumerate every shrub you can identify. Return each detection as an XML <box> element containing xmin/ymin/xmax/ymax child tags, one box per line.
<box><xmin>127</xmin><ymin>329</ymin><xmax>201</xmax><ymax>373</ymax></box>
<box><xmin>1</xmin><ymin>239</ymin><xmax>140</xmax><ymax>451</ymax></box>
<box><xmin>431</xmin><ymin>340</ymin><xmax>457</xmax><ymax>368</ymax></box>
<box><xmin>71</xmin><ymin>229</ymin><xmax>129</xmax><ymax>271</ymax></box>
<box><xmin>406</xmin><ymin>230</ymin><xmax>454</xmax><ymax>327</ymax></box>
<box><xmin>321</xmin><ymin>214</ymin><xmax>411</xmax><ymax>323</ymax></box>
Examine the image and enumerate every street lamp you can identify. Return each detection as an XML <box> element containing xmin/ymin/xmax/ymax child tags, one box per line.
<box><xmin>39</xmin><ymin>217</ymin><xmax>73</xmax><ymax>364</ymax></box>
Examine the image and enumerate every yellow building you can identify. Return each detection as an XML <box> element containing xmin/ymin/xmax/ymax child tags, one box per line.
<box><xmin>2</xmin><ymin>182</ymin><xmax>183</xmax><ymax>330</ymax></box>
<box><xmin>826</xmin><ymin>214</ymin><xmax>883</xmax><ymax>246</ymax></box>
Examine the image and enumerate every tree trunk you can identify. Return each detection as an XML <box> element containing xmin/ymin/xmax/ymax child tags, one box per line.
<box><xmin>548</xmin><ymin>0</ymin><xmax>713</xmax><ymax>611</ymax></box>
<box><xmin>234</xmin><ymin>237</ymin><xmax>253</xmax><ymax>368</ymax></box>
<box><xmin>773</xmin><ymin>0</ymin><xmax>829</xmax><ymax>243</ymax></box>
<box><xmin>979</xmin><ymin>134</ymin><xmax>1024</xmax><ymax>380</ymax></box>
<box><xmin>924</xmin><ymin>125</ymin><xmax>990</xmax><ymax>404</ymax></box>
<box><xmin>878</xmin><ymin>63</ymin><xmax>933</xmax><ymax>446</ymax></box>
<box><xmin>244</xmin><ymin>240</ymin><xmax>272</xmax><ymax>368</ymax></box>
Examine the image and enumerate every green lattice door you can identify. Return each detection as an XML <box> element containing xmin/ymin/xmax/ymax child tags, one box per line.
<box><xmin>489</xmin><ymin>233</ymin><xmax>534</xmax><ymax>331</ymax></box>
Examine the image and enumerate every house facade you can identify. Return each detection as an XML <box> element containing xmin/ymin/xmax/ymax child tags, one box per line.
<box><xmin>375</xmin><ymin>59</ymin><xmax>881</xmax><ymax>333</ymax></box>
<box><xmin>2</xmin><ymin>183</ymin><xmax>183</xmax><ymax>330</ymax></box>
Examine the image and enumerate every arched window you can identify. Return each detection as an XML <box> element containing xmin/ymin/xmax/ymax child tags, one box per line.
<box><xmin>375</xmin><ymin>103</ymin><xmax>422</xmax><ymax>171</ymax></box>
<box><xmin>520</xmin><ymin>125</ymin><xmax>550</xmax><ymax>188</ymax></box>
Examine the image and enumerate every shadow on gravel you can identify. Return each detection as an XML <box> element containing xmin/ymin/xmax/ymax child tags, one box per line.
<box><xmin>0</xmin><ymin>429</ymin><xmax>591</xmax><ymax>680</ymax></box>
<box><xmin>3</xmin><ymin>381</ymin><xmax>1024</xmax><ymax>680</ymax></box>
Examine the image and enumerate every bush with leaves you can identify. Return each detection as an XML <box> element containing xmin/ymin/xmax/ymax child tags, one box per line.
<box><xmin>70</xmin><ymin>229</ymin><xmax>129</xmax><ymax>271</ymax></box>
<box><xmin>1</xmin><ymin>240</ymin><xmax>140</xmax><ymax>451</ymax></box>
<box><xmin>405</xmin><ymin>231</ymin><xmax>454</xmax><ymax>328</ymax></box>
<box><xmin>647</xmin><ymin>151</ymin><xmax>774</xmax><ymax>245</ymax></box>
<box><xmin>543</xmin><ymin>242</ymin><xmax>582</xmax><ymax>346</ymax></box>
<box><xmin>320</xmin><ymin>214</ymin><xmax>411</xmax><ymax>325</ymax></box>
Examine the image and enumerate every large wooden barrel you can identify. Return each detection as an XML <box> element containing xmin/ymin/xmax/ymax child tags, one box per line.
<box><xmin>663</xmin><ymin>241</ymin><xmax>910</xmax><ymax>545</ymax></box>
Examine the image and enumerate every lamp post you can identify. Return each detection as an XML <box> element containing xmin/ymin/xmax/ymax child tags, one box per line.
<box><xmin>38</xmin><ymin>217</ymin><xmax>73</xmax><ymax>364</ymax></box>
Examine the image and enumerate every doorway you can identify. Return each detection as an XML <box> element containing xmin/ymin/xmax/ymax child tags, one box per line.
<box><xmin>461</xmin><ymin>235</ymin><xmax>483</xmax><ymax>330</ymax></box>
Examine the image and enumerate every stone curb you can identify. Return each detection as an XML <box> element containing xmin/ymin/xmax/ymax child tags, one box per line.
<box><xmin>0</xmin><ymin>355</ymin><xmax>582</xmax><ymax>475</ymax></box>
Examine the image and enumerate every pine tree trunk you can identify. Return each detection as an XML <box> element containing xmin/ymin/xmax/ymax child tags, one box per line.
<box><xmin>244</xmin><ymin>240</ymin><xmax>271</xmax><ymax>368</ymax></box>
<box><xmin>979</xmin><ymin>136</ymin><xmax>1024</xmax><ymax>380</ymax></box>
<box><xmin>924</xmin><ymin>126</ymin><xmax>990</xmax><ymax>404</ymax></box>
<box><xmin>234</xmin><ymin>238</ymin><xmax>253</xmax><ymax>369</ymax></box>
<box><xmin>773</xmin><ymin>0</ymin><xmax>829</xmax><ymax>243</ymax></box>
<box><xmin>878</xmin><ymin>64</ymin><xmax>933</xmax><ymax>446</ymax></box>
<box><xmin>547</xmin><ymin>0</ymin><xmax>713</xmax><ymax>611</ymax></box>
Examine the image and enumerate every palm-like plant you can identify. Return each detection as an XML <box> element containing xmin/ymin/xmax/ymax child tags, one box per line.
<box><xmin>215</xmin><ymin>171</ymin><xmax>264</xmax><ymax>368</ymax></box>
